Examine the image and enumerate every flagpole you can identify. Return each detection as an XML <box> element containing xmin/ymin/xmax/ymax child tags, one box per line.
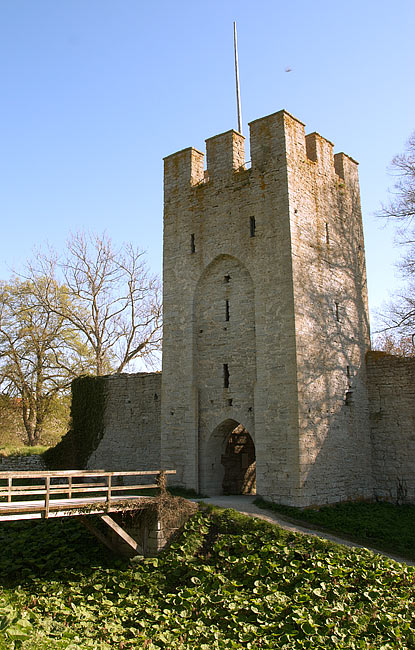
<box><xmin>233</xmin><ymin>21</ymin><xmax>243</xmax><ymax>135</ymax></box>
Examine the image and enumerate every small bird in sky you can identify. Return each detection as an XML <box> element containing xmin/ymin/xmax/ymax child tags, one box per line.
<box><xmin>285</xmin><ymin>66</ymin><xmax>292</xmax><ymax>73</ymax></box>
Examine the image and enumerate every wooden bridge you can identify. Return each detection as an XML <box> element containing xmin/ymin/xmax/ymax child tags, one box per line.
<box><xmin>0</xmin><ymin>469</ymin><xmax>177</xmax><ymax>556</ymax></box>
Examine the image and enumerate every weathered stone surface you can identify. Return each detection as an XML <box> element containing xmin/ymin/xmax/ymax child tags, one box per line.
<box><xmin>161</xmin><ymin>109</ymin><xmax>373</xmax><ymax>506</ymax></box>
<box><xmin>87</xmin><ymin>373</ymin><xmax>161</xmax><ymax>474</ymax></box>
<box><xmin>367</xmin><ymin>352</ymin><xmax>415</xmax><ymax>503</ymax></box>
<box><xmin>0</xmin><ymin>455</ymin><xmax>47</xmax><ymax>472</ymax></box>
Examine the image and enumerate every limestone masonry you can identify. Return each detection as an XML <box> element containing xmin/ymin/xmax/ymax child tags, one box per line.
<box><xmin>72</xmin><ymin>108</ymin><xmax>415</xmax><ymax>506</ymax></box>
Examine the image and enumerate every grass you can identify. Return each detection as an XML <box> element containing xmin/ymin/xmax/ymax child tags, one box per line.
<box><xmin>254</xmin><ymin>497</ymin><xmax>415</xmax><ymax>561</ymax></box>
<box><xmin>168</xmin><ymin>485</ymin><xmax>207</xmax><ymax>499</ymax></box>
<box><xmin>0</xmin><ymin>445</ymin><xmax>50</xmax><ymax>458</ymax></box>
<box><xmin>0</xmin><ymin>505</ymin><xmax>414</xmax><ymax>648</ymax></box>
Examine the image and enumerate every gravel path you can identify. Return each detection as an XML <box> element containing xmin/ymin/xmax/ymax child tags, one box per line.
<box><xmin>194</xmin><ymin>495</ymin><xmax>415</xmax><ymax>567</ymax></box>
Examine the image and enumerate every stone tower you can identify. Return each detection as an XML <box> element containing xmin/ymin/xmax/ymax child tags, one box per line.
<box><xmin>161</xmin><ymin>109</ymin><xmax>372</xmax><ymax>507</ymax></box>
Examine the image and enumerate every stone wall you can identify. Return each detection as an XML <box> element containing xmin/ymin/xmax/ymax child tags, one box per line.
<box><xmin>281</xmin><ymin>114</ymin><xmax>372</xmax><ymax>505</ymax></box>
<box><xmin>87</xmin><ymin>373</ymin><xmax>162</xmax><ymax>474</ymax></box>
<box><xmin>161</xmin><ymin>109</ymin><xmax>372</xmax><ymax>505</ymax></box>
<box><xmin>0</xmin><ymin>454</ymin><xmax>47</xmax><ymax>472</ymax></box>
<box><xmin>367</xmin><ymin>351</ymin><xmax>415</xmax><ymax>503</ymax></box>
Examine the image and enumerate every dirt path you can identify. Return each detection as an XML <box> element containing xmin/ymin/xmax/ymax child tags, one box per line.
<box><xmin>195</xmin><ymin>495</ymin><xmax>415</xmax><ymax>567</ymax></box>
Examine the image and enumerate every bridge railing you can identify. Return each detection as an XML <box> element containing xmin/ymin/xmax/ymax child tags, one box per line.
<box><xmin>0</xmin><ymin>469</ymin><xmax>176</xmax><ymax>519</ymax></box>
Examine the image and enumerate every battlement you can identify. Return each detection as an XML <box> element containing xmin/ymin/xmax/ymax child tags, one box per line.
<box><xmin>164</xmin><ymin>147</ymin><xmax>204</xmax><ymax>194</ymax></box>
<box><xmin>164</xmin><ymin>109</ymin><xmax>359</xmax><ymax>194</ymax></box>
<box><xmin>205</xmin><ymin>130</ymin><xmax>245</xmax><ymax>179</ymax></box>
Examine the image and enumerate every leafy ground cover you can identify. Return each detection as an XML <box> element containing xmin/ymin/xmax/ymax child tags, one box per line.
<box><xmin>254</xmin><ymin>498</ymin><xmax>415</xmax><ymax>561</ymax></box>
<box><xmin>0</xmin><ymin>507</ymin><xmax>414</xmax><ymax>649</ymax></box>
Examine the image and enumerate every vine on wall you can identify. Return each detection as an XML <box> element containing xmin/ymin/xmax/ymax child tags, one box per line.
<box><xmin>44</xmin><ymin>376</ymin><xmax>108</xmax><ymax>469</ymax></box>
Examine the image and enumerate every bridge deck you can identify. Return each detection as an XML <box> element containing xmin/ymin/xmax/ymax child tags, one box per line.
<box><xmin>0</xmin><ymin>469</ymin><xmax>175</xmax><ymax>522</ymax></box>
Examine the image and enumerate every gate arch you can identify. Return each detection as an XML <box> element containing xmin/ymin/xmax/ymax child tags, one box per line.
<box><xmin>200</xmin><ymin>419</ymin><xmax>256</xmax><ymax>495</ymax></box>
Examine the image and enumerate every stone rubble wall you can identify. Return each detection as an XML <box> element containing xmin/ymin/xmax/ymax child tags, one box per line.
<box><xmin>87</xmin><ymin>373</ymin><xmax>162</xmax><ymax>479</ymax></box>
<box><xmin>367</xmin><ymin>352</ymin><xmax>415</xmax><ymax>503</ymax></box>
<box><xmin>0</xmin><ymin>454</ymin><xmax>47</xmax><ymax>472</ymax></box>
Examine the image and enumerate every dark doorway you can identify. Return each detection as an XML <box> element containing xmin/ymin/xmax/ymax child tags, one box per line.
<box><xmin>221</xmin><ymin>424</ymin><xmax>256</xmax><ymax>494</ymax></box>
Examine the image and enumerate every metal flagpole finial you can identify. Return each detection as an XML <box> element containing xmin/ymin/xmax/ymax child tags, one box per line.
<box><xmin>233</xmin><ymin>21</ymin><xmax>243</xmax><ymax>135</ymax></box>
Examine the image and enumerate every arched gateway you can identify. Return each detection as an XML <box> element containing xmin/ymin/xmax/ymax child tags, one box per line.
<box><xmin>200</xmin><ymin>419</ymin><xmax>256</xmax><ymax>495</ymax></box>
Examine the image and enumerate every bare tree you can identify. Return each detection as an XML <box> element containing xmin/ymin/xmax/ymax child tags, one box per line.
<box><xmin>0</xmin><ymin>278</ymin><xmax>92</xmax><ymax>445</ymax></box>
<box><xmin>29</xmin><ymin>232</ymin><xmax>162</xmax><ymax>375</ymax></box>
<box><xmin>372</xmin><ymin>331</ymin><xmax>415</xmax><ymax>357</ymax></box>
<box><xmin>376</xmin><ymin>133</ymin><xmax>415</xmax><ymax>349</ymax></box>
<box><xmin>378</xmin><ymin>132</ymin><xmax>415</xmax><ymax>225</ymax></box>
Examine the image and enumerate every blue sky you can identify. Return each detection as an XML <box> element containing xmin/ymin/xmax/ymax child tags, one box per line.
<box><xmin>1</xmin><ymin>0</ymin><xmax>414</xmax><ymax>327</ymax></box>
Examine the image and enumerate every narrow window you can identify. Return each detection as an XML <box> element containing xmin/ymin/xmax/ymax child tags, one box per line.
<box><xmin>224</xmin><ymin>274</ymin><xmax>231</xmax><ymax>283</ymax></box>
<box><xmin>250</xmin><ymin>216</ymin><xmax>256</xmax><ymax>237</ymax></box>
<box><xmin>223</xmin><ymin>363</ymin><xmax>229</xmax><ymax>388</ymax></box>
<box><xmin>335</xmin><ymin>302</ymin><xmax>340</xmax><ymax>322</ymax></box>
<box><xmin>325</xmin><ymin>223</ymin><xmax>330</xmax><ymax>245</ymax></box>
<box><xmin>346</xmin><ymin>365</ymin><xmax>350</xmax><ymax>379</ymax></box>
<box><xmin>190</xmin><ymin>233</ymin><xmax>195</xmax><ymax>253</ymax></box>
<box><xmin>225</xmin><ymin>299</ymin><xmax>230</xmax><ymax>321</ymax></box>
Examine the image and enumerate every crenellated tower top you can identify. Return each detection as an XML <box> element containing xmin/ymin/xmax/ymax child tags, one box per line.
<box><xmin>164</xmin><ymin>109</ymin><xmax>359</xmax><ymax>197</ymax></box>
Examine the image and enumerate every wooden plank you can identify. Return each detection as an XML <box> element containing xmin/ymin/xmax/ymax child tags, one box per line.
<box><xmin>108</xmin><ymin>484</ymin><xmax>158</xmax><ymax>492</ymax></box>
<box><xmin>100</xmin><ymin>515</ymin><xmax>139</xmax><ymax>553</ymax></box>
<box><xmin>0</xmin><ymin>469</ymin><xmax>176</xmax><ymax>478</ymax></box>
<box><xmin>79</xmin><ymin>516</ymin><xmax>119</xmax><ymax>554</ymax></box>
<box><xmin>0</xmin><ymin>512</ymin><xmax>44</xmax><ymax>522</ymax></box>
<box><xmin>100</xmin><ymin>470</ymin><xmax>176</xmax><ymax>477</ymax></box>
<box><xmin>0</xmin><ymin>470</ymin><xmax>106</xmax><ymax>478</ymax></box>
<box><xmin>0</xmin><ymin>482</ymin><xmax>108</xmax><ymax>492</ymax></box>
<box><xmin>1</xmin><ymin>489</ymin><xmax>56</xmax><ymax>497</ymax></box>
<box><xmin>0</xmin><ymin>493</ymin><xmax>150</xmax><ymax>509</ymax></box>
<box><xmin>0</xmin><ymin>485</ymin><xmax>110</xmax><ymax>498</ymax></box>
<box><xmin>0</xmin><ymin>483</ymin><xmax>153</xmax><ymax>501</ymax></box>
<box><xmin>0</xmin><ymin>497</ymin><xmax>154</xmax><ymax>521</ymax></box>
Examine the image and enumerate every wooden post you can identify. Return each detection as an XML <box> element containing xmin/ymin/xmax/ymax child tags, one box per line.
<box><xmin>7</xmin><ymin>477</ymin><xmax>12</xmax><ymax>503</ymax></box>
<box><xmin>100</xmin><ymin>515</ymin><xmax>140</xmax><ymax>554</ymax></box>
<box><xmin>45</xmin><ymin>476</ymin><xmax>50</xmax><ymax>518</ymax></box>
<box><xmin>68</xmin><ymin>476</ymin><xmax>72</xmax><ymax>500</ymax></box>
<box><xmin>106</xmin><ymin>474</ymin><xmax>112</xmax><ymax>510</ymax></box>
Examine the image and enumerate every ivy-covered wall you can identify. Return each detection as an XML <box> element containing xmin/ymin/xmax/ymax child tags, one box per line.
<box><xmin>45</xmin><ymin>372</ymin><xmax>162</xmax><ymax>472</ymax></box>
<box><xmin>44</xmin><ymin>375</ymin><xmax>108</xmax><ymax>469</ymax></box>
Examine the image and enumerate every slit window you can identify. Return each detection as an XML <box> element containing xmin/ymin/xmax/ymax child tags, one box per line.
<box><xmin>224</xmin><ymin>274</ymin><xmax>231</xmax><ymax>283</ymax></box>
<box><xmin>335</xmin><ymin>302</ymin><xmax>340</xmax><ymax>322</ymax></box>
<box><xmin>250</xmin><ymin>216</ymin><xmax>256</xmax><ymax>237</ymax></box>
<box><xmin>325</xmin><ymin>223</ymin><xmax>330</xmax><ymax>245</ymax></box>
<box><xmin>225</xmin><ymin>299</ymin><xmax>230</xmax><ymax>321</ymax></box>
<box><xmin>190</xmin><ymin>233</ymin><xmax>195</xmax><ymax>253</ymax></box>
<box><xmin>223</xmin><ymin>364</ymin><xmax>230</xmax><ymax>388</ymax></box>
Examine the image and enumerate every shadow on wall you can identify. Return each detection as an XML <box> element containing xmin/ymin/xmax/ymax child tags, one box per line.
<box><xmin>290</xmin><ymin>181</ymin><xmax>372</xmax><ymax>505</ymax></box>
